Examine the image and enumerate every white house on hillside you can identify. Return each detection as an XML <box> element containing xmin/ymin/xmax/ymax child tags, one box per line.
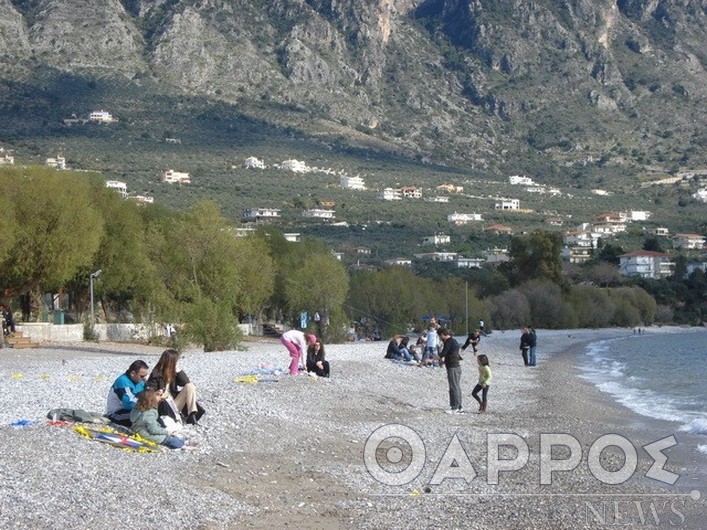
<box><xmin>244</xmin><ymin>156</ymin><xmax>265</xmax><ymax>169</ymax></box>
<box><xmin>46</xmin><ymin>156</ymin><xmax>66</xmax><ymax>170</ymax></box>
<box><xmin>672</xmin><ymin>233</ymin><xmax>705</xmax><ymax>250</ymax></box>
<box><xmin>284</xmin><ymin>233</ymin><xmax>301</xmax><ymax>242</ymax></box>
<box><xmin>89</xmin><ymin>110</ymin><xmax>116</xmax><ymax>123</ymax></box>
<box><xmin>509</xmin><ymin>175</ymin><xmax>535</xmax><ymax>185</ymax></box>
<box><xmin>414</xmin><ymin>252</ymin><xmax>458</xmax><ymax>262</ymax></box>
<box><xmin>105</xmin><ymin>180</ymin><xmax>128</xmax><ymax>197</ymax></box>
<box><xmin>379</xmin><ymin>188</ymin><xmax>402</xmax><ymax>201</ymax></box>
<box><xmin>281</xmin><ymin>159</ymin><xmax>307</xmax><ymax>173</ymax></box>
<box><xmin>692</xmin><ymin>188</ymin><xmax>707</xmax><ymax>202</ymax></box>
<box><xmin>243</xmin><ymin>208</ymin><xmax>280</xmax><ymax>221</ymax></box>
<box><xmin>495</xmin><ymin>198</ymin><xmax>520</xmax><ymax>210</ymax></box>
<box><xmin>628</xmin><ymin>210</ymin><xmax>652</xmax><ymax>221</ymax></box>
<box><xmin>422</xmin><ymin>234</ymin><xmax>451</xmax><ymax>246</ymax></box>
<box><xmin>132</xmin><ymin>195</ymin><xmax>154</xmax><ymax>204</ymax></box>
<box><xmin>400</xmin><ymin>187</ymin><xmax>422</xmax><ymax>199</ymax></box>
<box><xmin>448</xmin><ymin>212</ymin><xmax>483</xmax><ymax>225</ymax></box>
<box><xmin>303</xmin><ymin>209</ymin><xmax>335</xmax><ymax>220</ymax></box>
<box><xmin>455</xmin><ymin>257</ymin><xmax>485</xmax><ymax>269</ymax></box>
<box><xmin>340</xmin><ymin>175</ymin><xmax>366</xmax><ymax>190</ymax></box>
<box><xmin>618</xmin><ymin>251</ymin><xmax>674</xmax><ymax>279</ymax></box>
<box><xmin>161</xmin><ymin>170</ymin><xmax>191</xmax><ymax>184</ymax></box>
<box><xmin>385</xmin><ymin>258</ymin><xmax>412</xmax><ymax>267</ymax></box>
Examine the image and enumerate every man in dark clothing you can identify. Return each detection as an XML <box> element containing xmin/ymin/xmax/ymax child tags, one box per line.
<box><xmin>519</xmin><ymin>327</ymin><xmax>531</xmax><ymax>366</ymax></box>
<box><xmin>432</xmin><ymin>328</ymin><xmax>463</xmax><ymax>414</ymax></box>
<box><xmin>527</xmin><ymin>326</ymin><xmax>538</xmax><ymax>366</ymax></box>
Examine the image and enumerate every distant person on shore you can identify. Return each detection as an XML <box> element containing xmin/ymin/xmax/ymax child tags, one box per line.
<box><xmin>527</xmin><ymin>326</ymin><xmax>537</xmax><ymax>366</ymax></box>
<box><xmin>1</xmin><ymin>304</ymin><xmax>16</xmax><ymax>336</ymax></box>
<box><xmin>478</xmin><ymin>319</ymin><xmax>485</xmax><ymax>334</ymax></box>
<box><xmin>130</xmin><ymin>388</ymin><xmax>187</xmax><ymax>450</ymax></box>
<box><xmin>422</xmin><ymin>323</ymin><xmax>439</xmax><ymax>364</ymax></box>
<box><xmin>519</xmin><ymin>327</ymin><xmax>531</xmax><ymax>367</ymax></box>
<box><xmin>280</xmin><ymin>329</ymin><xmax>317</xmax><ymax>375</ymax></box>
<box><xmin>147</xmin><ymin>349</ymin><xmax>203</xmax><ymax>425</ymax></box>
<box><xmin>430</xmin><ymin>328</ymin><xmax>463</xmax><ymax>414</ymax></box>
<box><xmin>472</xmin><ymin>354</ymin><xmax>492</xmax><ymax>413</ymax></box>
<box><xmin>106</xmin><ymin>360</ymin><xmax>149</xmax><ymax>427</ymax></box>
<box><xmin>306</xmin><ymin>339</ymin><xmax>330</xmax><ymax>377</ymax></box>
<box><xmin>461</xmin><ymin>329</ymin><xmax>482</xmax><ymax>355</ymax></box>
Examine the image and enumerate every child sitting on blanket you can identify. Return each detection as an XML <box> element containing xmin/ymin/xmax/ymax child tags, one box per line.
<box><xmin>130</xmin><ymin>388</ymin><xmax>187</xmax><ymax>450</ymax></box>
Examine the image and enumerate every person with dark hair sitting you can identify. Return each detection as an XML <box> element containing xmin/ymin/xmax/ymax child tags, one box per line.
<box><xmin>106</xmin><ymin>360</ymin><xmax>149</xmax><ymax>427</ymax></box>
<box><xmin>306</xmin><ymin>339</ymin><xmax>330</xmax><ymax>378</ymax></box>
<box><xmin>147</xmin><ymin>349</ymin><xmax>203</xmax><ymax>425</ymax></box>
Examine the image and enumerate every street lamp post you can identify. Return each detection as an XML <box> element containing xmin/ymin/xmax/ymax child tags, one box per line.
<box><xmin>90</xmin><ymin>269</ymin><xmax>102</xmax><ymax>326</ymax></box>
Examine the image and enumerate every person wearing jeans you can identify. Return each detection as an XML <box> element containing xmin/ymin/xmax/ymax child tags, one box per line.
<box><xmin>527</xmin><ymin>326</ymin><xmax>537</xmax><ymax>366</ymax></box>
<box><xmin>432</xmin><ymin>328</ymin><xmax>463</xmax><ymax>414</ymax></box>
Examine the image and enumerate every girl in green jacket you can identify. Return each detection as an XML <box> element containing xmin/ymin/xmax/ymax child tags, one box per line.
<box><xmin>472</xmin><ymin>354</ymin><xmax>492</xmax><ymax>413</ymax></box>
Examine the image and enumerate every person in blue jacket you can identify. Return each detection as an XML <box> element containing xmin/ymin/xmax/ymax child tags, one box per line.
<box><xmin>106</xmin><ymin>360</ymin><xmax>149</xmax><ymax>427</ymax></box>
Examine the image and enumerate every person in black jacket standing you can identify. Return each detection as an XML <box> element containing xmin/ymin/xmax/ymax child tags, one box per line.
<box><xmin>431</xmin><ymin>328</ymin><xmax>464</xmax><ymax>414</ymax></box>
<box><xmin>527</xmin><ymin>326</ymin><xmax>538</xmax><ymax>367</ymax></box>
<box><xmin>519</xmin><ymin>327</ymin><xmax>531</xmax><ymax>366</ymax></box>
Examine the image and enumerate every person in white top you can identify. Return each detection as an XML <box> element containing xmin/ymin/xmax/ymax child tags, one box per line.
<box><xmin>280</xmin><ymin>329</ymin><xmax>317</xmax><ymax>375</ymax></box>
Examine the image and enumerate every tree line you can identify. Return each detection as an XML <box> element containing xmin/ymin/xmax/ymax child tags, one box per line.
<box><xmin>1</xmin><ymin>167</ymin><xmax>703</xmax><ymax>349</ymax></box>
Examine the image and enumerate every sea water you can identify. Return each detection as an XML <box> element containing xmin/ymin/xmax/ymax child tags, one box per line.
<box><xmin>580</xmin><ymin>328</ymin><xmax>707</xmax><ymax>453</ymax></box>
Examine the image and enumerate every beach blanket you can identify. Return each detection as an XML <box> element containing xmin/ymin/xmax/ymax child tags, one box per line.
<box><xmin>234</xmin><ymin>367</ymin><xmax>282</xmax><ymax>383</ymax></box>
<box><xmin>74</xmin><ymin>425</ymin><xmax>161</xmax><ymax>453</ymax></box>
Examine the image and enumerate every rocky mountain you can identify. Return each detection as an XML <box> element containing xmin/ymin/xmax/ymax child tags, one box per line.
<box><xmin>1</xmin><ymin>0</ymin><xmax>706</xmax><ymax>182</ymax></box>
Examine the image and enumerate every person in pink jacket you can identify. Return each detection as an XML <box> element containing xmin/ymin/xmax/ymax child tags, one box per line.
<box><xmin>280</xmin><ymin>330</ymin><xmax>317</xmax><ymax>375</ymax></box>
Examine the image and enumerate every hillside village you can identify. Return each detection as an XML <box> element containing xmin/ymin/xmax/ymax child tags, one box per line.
<box><xmin>2</xmin><ymin>107</ymin><xmax>705</xmax><ymax>281</ymax></box>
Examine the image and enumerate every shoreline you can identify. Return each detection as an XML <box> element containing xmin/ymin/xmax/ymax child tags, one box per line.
<box><xmin>0</xmin><ymin>328</ymin><xmax>704</xmax><ymax>529</ymax></box>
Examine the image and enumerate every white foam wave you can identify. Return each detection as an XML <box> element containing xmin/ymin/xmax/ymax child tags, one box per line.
<box><xmin>679</xmin><ymin>418</ymin><xmax>707</xmax><ymax>436</ymax></box>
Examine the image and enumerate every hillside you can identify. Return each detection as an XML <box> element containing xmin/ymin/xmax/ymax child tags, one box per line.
<box><xmin>0</xmin><ymin>0</ymin><xmax>705</xmax><ymax>259</ymax></box>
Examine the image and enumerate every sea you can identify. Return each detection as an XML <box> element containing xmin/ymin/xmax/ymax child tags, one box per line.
<box><xmin>580</xmin><ymin>328</ymin><xmax>707</xmax><ymax>454</ymax></box>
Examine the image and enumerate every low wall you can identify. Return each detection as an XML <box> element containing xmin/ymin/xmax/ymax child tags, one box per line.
<box><xmin>17</xmin><ymin>322</ymin><xmax>255</xmax><ymax>343</ymax></box>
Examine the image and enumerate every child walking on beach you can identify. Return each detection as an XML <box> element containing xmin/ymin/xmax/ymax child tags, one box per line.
<box><xmin>472</xmin><ymin>354</ymin><xmax>492</xmax><ymax>413</ymax></box>
<box><xmin>130</xmin><ymin>388</ymin><xmax>187</xmax><ymax>449</ymax></box>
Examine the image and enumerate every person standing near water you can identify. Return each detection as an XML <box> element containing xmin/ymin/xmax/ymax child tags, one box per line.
<box><xmin>527</xmin><ymin>326</ymin><xmax>537</xmax><ymax>366</ymax></box>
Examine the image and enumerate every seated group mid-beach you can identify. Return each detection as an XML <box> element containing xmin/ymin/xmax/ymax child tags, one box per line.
<box><xmin>105</xmin><ymin>349</ymin><xmax>204</xmax><ymax>450</ymax></box>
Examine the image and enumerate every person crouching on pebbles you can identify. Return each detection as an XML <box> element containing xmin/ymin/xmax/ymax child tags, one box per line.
<box><xmin>472</xmin><ymin>354</ymin><xmax>492</xmax><ymax>413</ymax></box>
<box><xmin>280</xmin><ymin>329</ymin><xmax>317</xmax><ymax>375</ymax></box>
<box><xmin>430</xmin><ymin>328</ymin><xmax>463</xmax><ymax>414</ymax></box>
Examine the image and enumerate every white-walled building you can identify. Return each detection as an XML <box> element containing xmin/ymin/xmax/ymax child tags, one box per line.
<box><xmin>105</xmin><ymin>180</ymin><xmax>127</xmax><ymax>197</ymax></box>
<box><xmin>414</xmin><ymin>252</ymin><xmax>458</xmax><ymax>262</ymax></box>
<box><xmin>422</xmin><ymin>234</ymin><xmax>451</xmax><ymax>246</ymax></box>
<box><xmin>484</xmin><ymin>248</ymin><xmax>510</xmax><ymax>264</ymax></box>
<box><xmin>628</xmin><ymin>210</ymin><xmax>652</xmax><ymax>221</ymax></box>
<box><xmin>495</xmin><ymin>198</ymin><xmax>520</xmax><ymax>210</ymax></box>
<box><xmin>618</xmin><ymin>251</ymin><xmax>674</xmax><ymax>279</ymax></box>
<box><xmin>672</xmin><ymin>233</ymin><xmax>705</xmax><ymax>250</ymax></box>
<box><xmin>425</xmin><ymin>196</ymin><xmax>449</xmax><ymax>203</ymax></box>
<box><xmin>284</xmin><ymin>233</ymin><xmax>301</xmax><ymax>243</ymax></box>
<box><xmin>340</xmin><ymin>175</ymin><xmax>367</xmax><ymax>190</ymax></box>
<box><xmin>379</xmin><ymin>188</ymin><xmax>402</xmax><ymax>201</ymax></box>
<box><xmin>509</xmin><ymin>175</ymin><xmax>535</xmax><ymax>185</ymax></box>
<box><xmin>161</xmin><ymin>170</ymin><xmax>191</xmax><ymax>184</ymax></box>
<box><xmin>400</xmin><ymin>187</ymin><xmax>422</xmax><ymax>199</ymax></box>
<box><xmin>385</xmin><ymin>258</ymin><xmax>412</xmax><ymax>267</ymax></box>
<box><xmin>455</xmin><ymin>257</ymin><xmax>485</xmax><ymax>268</ymax></box>
<box><xmin>132</xmin><ymin>195</ymin><xmax>154</xmax><ymax>204</ymax></box>
<box><xmin>303</xmin><ymin>209</ymin><xmax>336</xmax><ymax>220</ymax></box>
<box><xmin>437</xmin><ymin>184</ymin><xmax>464</xmax><ymax>194</ymax></box>
<box><xmin>646</xmin><ymin>227</ymin><xmax>670</xmax><ymax>237</ymax></box>
<box><xmin>281</xmin><ymin>159</ymin><xmax>307</xmax><ymax>173</ymax></box>
<box><xmin>448</xmin><ymin>212</ymin><xmax>483</xmax><ymax>225</ymax></box>
<box><xmin>244</xmin><ymin>156</ymin><xmax>265</xmax><ymax>169</ymax></box>
<box><xmin>243</xmin><ymin>208</ymin><xmax>280</xmax><ymax>221</ymax></box>
<box><xmin>46</xmin><ymin>156</ymin><xmax>66</xmax><ymax>170</ymax></box>
<box><xmin>89</xmin><ymin>110</ymin><xmax>116</xmax><ymax>123</ymax></box>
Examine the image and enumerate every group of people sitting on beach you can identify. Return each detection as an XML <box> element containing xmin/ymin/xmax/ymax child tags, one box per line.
<box><xmin>105</xmin><ymin>348</ymin><xmax>203</xmax><ymax>450</ymax></box>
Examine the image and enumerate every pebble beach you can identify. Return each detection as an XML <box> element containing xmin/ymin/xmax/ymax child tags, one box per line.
<box><xmin>0</xmin><ymin>328</ymin><xmax>704</xmax><ymax>529</ymax></box>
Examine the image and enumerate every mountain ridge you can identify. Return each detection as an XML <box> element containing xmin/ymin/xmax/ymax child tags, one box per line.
<box><xmin>1</xmin><ymin>0</ymin><xmax>706</xmax><ymax>180</ymax></box>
